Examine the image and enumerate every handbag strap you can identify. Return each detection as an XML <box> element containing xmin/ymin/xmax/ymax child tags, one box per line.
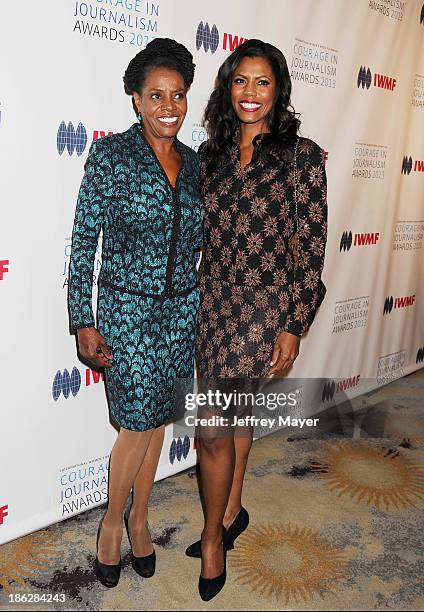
<box><xmin>293</xmin><ymin>137</ymin><xmax>300</xmax><ymax>233</ymax></box>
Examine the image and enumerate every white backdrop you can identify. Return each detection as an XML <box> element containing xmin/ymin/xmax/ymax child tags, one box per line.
<box><xmin>1</xmin><ymin>0</ymin><xmax>423</xmax><ymax>544</ymax></box>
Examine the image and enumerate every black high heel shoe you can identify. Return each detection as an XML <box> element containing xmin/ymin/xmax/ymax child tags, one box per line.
<box><xmin>186</xmin><ymin>507</ymin><xmax>249</xmax><ymax>559</ymax></box>
<box><xmin>93</xmin><ymin>513</ymin><xmax>122</xmax><ymax>588</ymax></box>
<box><xmin>224</xmin><ymin>506</ymin><xmax>249</xmax><ymax>550</ymax></box>
<box><xmin>124</xmin><ymin>504</ymin><xmax>156</xmax><ymax>578</ymax></box>
<box><xmin>198</xmin><ymin>531</ymin><xmax>227</xmax><ymax>601</ymax></box>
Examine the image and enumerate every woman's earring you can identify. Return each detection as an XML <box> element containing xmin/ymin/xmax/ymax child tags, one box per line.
<box><xmin>137</xmin><ymin>113</ymin><xmax>142</xmax><ymax>124</ymax></box>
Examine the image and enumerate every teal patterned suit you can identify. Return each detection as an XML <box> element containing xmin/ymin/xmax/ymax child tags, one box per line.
<box><xmin>68</xmin><ymin>123</ymin><xmax>203</xmax><ymax>431</ymax></box>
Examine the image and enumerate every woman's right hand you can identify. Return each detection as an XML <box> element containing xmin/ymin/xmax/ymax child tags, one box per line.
<box><xmin>77</xmin><ymin>327</ymin><xmax>113</xmax><ymax>369</ymax></box>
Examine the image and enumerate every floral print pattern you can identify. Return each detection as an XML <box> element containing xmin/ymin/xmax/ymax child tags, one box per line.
<box><xmin>196</xmin><ymin>135</ymin><xmax>327</xmax><ymax>378</ymax></box>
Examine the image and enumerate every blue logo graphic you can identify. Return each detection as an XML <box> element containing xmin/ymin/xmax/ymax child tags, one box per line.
<box><xmin>52</xmin><ymin>367</ymin><xmax>81</xmax><ymax>401</ymax></box>
<box><xmin>357</xmin><ymin>66</ymin><xmax>372</xmax><ymax>89</ymax></box>
<box><xmin>340</xmin><ymin>230</ymin><xmax>353</xmax><ymax>252</ymax></box>
<box><xmin>401</xmin><ymin>155</ymin><xmax>413</xmax><ymax>174</ymax></box>
<box><xmin>196</xmin><ymin>22</ymin><xmax>219</xmax><ymax>53</ymax></box>
<box><xmin>57</xmin><ymin>121</ymin><xmax>87</xmax><ymax>156</ymax></box>
<box><xmin>322</xmin><ymin>380</ymin><xmax>336</xmax><ymax>402</ymax></box>
<box><xmin>383</xmin><ymin>296</ymin><xmax>394</xmax><ymax>315</ymax></box>
<box><xmin>169</xmin><ymin>436</ymin><xmax>191</xmax><ymax>464</ymax></box>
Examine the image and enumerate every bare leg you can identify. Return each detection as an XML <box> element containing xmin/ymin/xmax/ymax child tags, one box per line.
<box><xmin>97</xmin><ymin>427</ymin><xmax>155</xmax><ymax>564</ymax></box>
<box><xmin>127</xmin><ymin>424</ymin><xmax>165</xmax><ymax>556</ymax></box>
<box><xmin>223</xmin><ymin>425</ymin><xmax>253</xmax><ymax>528</ymax></box>
<box><xmin>197</xmin><ymin>425</ymin><xmax>252</xmax><ymax>529</ymax></box>
<box><xmin>198</xmin><ymin>415</ymin><xmax>235</xmax><ymax>578</ymax></box>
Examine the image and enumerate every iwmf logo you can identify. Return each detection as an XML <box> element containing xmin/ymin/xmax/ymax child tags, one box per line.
<box><xmin>322</xmin><ymin>375</ymin><xmax>360</xmax><ymax>402</ymax></box>
<box><xmin>383</xmin><ymin>294</ymin><xmax>415</xmax><ymax>315</ymax></box>
<box><xmin>401</xmin><ymin>155</ymin><xmax>424</xmax><ymax>175</ymax></box>
<box><xmin>0</xmin><ymin>504</ymin><xmax>8</xmax><ymax>525</ymax></box>
<box><xmin>196</xmin><ymin>21</ymin><xmax>248</xmax><ymax>54</ymax></box>
<box><xmin>169</xmin><ymin>435</ymin><xmax>191</xmax><ymax>464</ymax></box>
<box><xmin>52</xmin><ymin>366</ymin><xmax>104</xmax><ymax>401</ymax></box>
<box><xmin>57</xmin><ymin>121</ymin><xmax>87</xmax><ymax>156</ymax></box>
<box><xmin>57</xmin><ymin>122</ymin><xmax>113</xmax><ymax>156</ymax></box>
<box><xmin>340</xmin><ymin>231</ymin><xmax>380</xmax><ymax>251</ymax></box>
<box><xmin>0</xmin><ymin>260</ymin><xmax>9</xmax><ymax>281</ymax></box>
<box><xmin>357</xmin><ymin>66</ymin><xmax>396</xmax><ymax>91</ymax></box>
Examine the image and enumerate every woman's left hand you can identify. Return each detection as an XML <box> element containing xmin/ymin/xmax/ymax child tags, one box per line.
<box><xmin>268</xmin><ymin>331</ymin><xmax>300</xmax><ymax>376</ymax></box>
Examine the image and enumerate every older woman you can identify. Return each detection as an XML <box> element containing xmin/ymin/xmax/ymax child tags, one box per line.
<box><xmin>68</xmin><ymin>38</ymin><xmax>203</xmax><ymax>587</ymax></box>
<box><xmin>189</xmin><ymin>39</ymin><xmax>328</xmax><ymax>601</ymax></box>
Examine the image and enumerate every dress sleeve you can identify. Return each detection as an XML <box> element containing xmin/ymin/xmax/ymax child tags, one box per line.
<box><xmin>283</xmin><ymin>141</ymin><xmax>328</xmax><ymax>337</ymax></box>
<box><xmin>67</xmin><ymin>140</ymin><xmax>107</xmax><ymax>332</ymax></box>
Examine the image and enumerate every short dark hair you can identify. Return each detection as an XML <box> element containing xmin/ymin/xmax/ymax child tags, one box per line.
<box><xmin>202</xmin><ymin>39</ymin><xmax>300</xmax><ymax>171</ymax></box>
<box><xmin>123</xmin><ymin>38</ymin><xmax>196</xmax><ymax>96</ymax></box>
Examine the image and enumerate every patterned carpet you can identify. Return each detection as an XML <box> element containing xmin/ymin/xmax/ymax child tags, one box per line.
<box><xmin>1</xmin><ymin>370</ymin><xmax>424</xmax><ymax>611</ymax></box>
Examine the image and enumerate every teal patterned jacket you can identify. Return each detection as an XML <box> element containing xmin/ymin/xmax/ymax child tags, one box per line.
<box><xmin>68</xmin><ymin>123</ymin><xmax>203</xmax><ymax>331</ymax></box>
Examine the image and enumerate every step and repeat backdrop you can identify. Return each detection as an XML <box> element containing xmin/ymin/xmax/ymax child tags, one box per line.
<box><xmin>1</xmin><ymin>0</ymin><xmax>423</xmax><ymax>544</ymax></box>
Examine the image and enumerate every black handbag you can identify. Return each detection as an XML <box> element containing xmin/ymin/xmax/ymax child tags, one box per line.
<box><xmin>290</xmin><ymin>138</ymin><xmax>327</xmax><ymax>312</ymax></box>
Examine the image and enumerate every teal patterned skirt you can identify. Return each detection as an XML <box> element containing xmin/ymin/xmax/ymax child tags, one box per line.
<box><xmin>97</xmin><ymin>284</ymin><xmax>200</xmax><ymax>432</ymax></box>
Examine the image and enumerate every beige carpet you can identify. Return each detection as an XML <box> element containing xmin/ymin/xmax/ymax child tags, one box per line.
<box><xmin>1</xmin><ymin>370</ymin><xmax>424</xmax><ymax>611</ymax></box>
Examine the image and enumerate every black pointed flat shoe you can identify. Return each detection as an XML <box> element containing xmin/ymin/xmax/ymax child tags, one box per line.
<box><xmin>186</xmin><ymin>506</ymin><xmax>249</xmax><ymax>559</ymax></box>
<box><xmin>94</xmin><ymin>514</ymin><xmax>122</xmax><ymax>588</ymax></box>
<box><xmin>124</xmin><ymin>504</ymin><xmax>156</xmax><ymax>578</ymax></box>
<box><xmin>198</xmin><ymin>533</ymin><xmax>227</xmax><ymax>601</ymax></box>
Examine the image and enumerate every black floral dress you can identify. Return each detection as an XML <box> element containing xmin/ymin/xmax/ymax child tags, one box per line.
<box><xmin>195</xmin><ymin>135</ymin><xmax>328</xmax><ymax>380</ymax></box>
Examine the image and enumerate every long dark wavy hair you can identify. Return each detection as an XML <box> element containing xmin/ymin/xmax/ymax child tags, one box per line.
<box><xmin>202</xmin><ymin>39</ymin><xmax>300</xmax><ymax>171</ymax></box>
